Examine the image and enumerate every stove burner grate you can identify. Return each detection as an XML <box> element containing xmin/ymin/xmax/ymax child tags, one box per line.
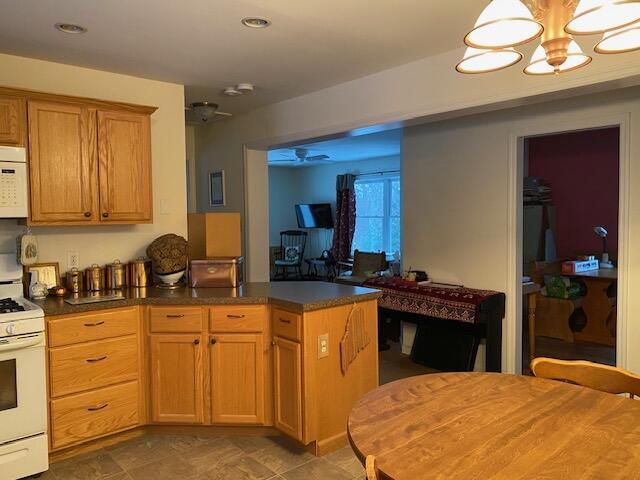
<box><xmin>0</xmin><ymin>298</ymin><xmax>26</xmax><ymax>314</ymax></box>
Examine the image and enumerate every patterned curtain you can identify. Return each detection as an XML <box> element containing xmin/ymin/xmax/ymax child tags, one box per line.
<box><xmin>331</xmin><ymin>174</ymin><xmax>357</xmax><ymax>262</ymax></box>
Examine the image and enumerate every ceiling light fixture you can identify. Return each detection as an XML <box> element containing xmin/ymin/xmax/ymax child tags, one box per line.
<box><xmin>54</xmin><ymin>23</ymin><xmax>87</xmax><ymax>34</ymax></box>
<box><xmin>236</xmin><ymin>83</ymin><xmax>255</xmax><ymax>93</ymax></box>
<box><xmin>459</xmin><ymin>0</ymin><xmax>640</xmax><ymax>76</ymax></box>
<box><xmin>595</xmin><ymin>20</ymin><xmax>640</xmax><ymax>52</ymax></box>
<box><xmin>456</xmin><ymin>47</ymin><xmax>523</xmax><ymax>73</ymax></box>
<box><xmin>223</xmin><ymin>87</ymin><xmax>242</xmax><ymax>96</ymax></box>
<box><xmin>241</xmin><ymin>17</ymin><xmax>271</xmax><ymax>28</ymax></box>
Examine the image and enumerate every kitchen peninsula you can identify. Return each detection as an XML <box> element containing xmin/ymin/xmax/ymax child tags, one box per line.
<box><xmin>36</xmin><ymin>282</ymin><xmax>380</xmax><ymax>460</ymax></box>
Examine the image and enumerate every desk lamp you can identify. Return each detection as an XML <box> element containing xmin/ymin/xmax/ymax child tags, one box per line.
<box><xmin>593</xmin><ymin>226</ymin><xmax>614</xmax><ymax>269</ymax></box>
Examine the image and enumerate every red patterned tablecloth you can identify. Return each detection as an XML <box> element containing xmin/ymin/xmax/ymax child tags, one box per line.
<box><xmin>364</xmin><ymin>276</ymin><xmax>502</xmax><ymax>324</ymax></box>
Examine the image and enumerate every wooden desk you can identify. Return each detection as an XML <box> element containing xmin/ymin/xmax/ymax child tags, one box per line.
<box><xmin>523</xmin><ymin>282</ymin><xmax>541</xmax><ymax>359</ymax></box>
<box><xmin>571</xmin><ymin>268</ymin><xmax>617</xmax><ymax>346</ymax></box>
<box><xmin>348</xmin><ymin>372</ymin><xmax>640</xmax><ymax>480</ymax></box>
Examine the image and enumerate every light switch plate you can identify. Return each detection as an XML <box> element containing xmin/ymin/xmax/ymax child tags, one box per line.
<box><xmin>318</xmin><ymin>333</ymin><xmax>329</xmax><ymax>359</ymax></box>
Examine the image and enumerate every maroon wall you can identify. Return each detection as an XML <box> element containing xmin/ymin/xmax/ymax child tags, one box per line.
<box><xmin>527</xmin><ymin>127</ymin><xmax>619</xmax><ymax>260</ymax></box>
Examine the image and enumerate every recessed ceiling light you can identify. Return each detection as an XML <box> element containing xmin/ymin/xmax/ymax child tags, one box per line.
<box><xmin>236</xmin><ymin>83</ymin><xmax>255</xmax><ymax>93</ymax></box>
<box><xmin>241</xmin><ymin>17</ymin><xmax>271</xmax><ymax>28</ymax></box>
<box><xmin>55</xmin><ymin>23</ymin><xmax>87</xmax><ymax>34</ymax></box>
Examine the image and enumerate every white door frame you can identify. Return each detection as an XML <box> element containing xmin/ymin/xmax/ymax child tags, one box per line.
<box><xmin>506</xmin><ymin>113</ymin><xmax>631</xmax><ymax>374</ymax></box>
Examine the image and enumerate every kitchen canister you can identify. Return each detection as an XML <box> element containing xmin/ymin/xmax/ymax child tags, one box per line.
<box><xmin>85</xmin><ymin>264</ymin><xmax>105</xmax><ymax>291</ymax></box>
<box><xmin>65</xmin><ymin>267</ymin><xmax>84</xmax><ymax>293</ymax></box>
<box><xmin>106</xmin><ymin>259</ymin><xmax>126</xmax><ymax>289</ymax></box>
<box><xmin>128</xmin><ymin>257</ymin><xmax>151</xmax><ymax>288</ymax></box>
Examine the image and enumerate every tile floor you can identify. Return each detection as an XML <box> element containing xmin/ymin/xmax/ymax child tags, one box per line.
<box><xmin>40</xmin><ymin>434</ymin><xmax>364</xmax><ymax>480</ymax></box>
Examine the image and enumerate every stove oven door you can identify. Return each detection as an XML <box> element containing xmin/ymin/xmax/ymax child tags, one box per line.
<box><xmin>0</xmin><ymin>332</ymin><xmax>47</xmax><ymax>444</ymax></box>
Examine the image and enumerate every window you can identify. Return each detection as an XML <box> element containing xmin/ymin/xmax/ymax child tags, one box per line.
<box><xmin>352</xmin><ymin>175</ymin><xmax>400</xmax><ymax>255</ymax></box>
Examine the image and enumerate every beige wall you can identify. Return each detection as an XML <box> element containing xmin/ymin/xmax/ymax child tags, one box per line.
<box><xmin>0</xmin><ymin>53</ymin><xmax>187</xmax><ymax>271</ymax></box>
<box><xmin>403</xmin><ymin>87</ymin><xmax>640</xmax><ymax>373</ymax></box>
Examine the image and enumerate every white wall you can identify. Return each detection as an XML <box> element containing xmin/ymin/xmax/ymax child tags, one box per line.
<box><xmin>0</xmin><ymin>53</ymin><xmax>187</xmax><ymax>271</ymax></box>
<box><xmin>268</xmin><ymin>155</ymin><xmax>400</xmax><ymax>259</ymax></box>
<box><xmin>402</xmin><ymin>87</ymin><xmax>640</xmax><ymax>373</ymax></box>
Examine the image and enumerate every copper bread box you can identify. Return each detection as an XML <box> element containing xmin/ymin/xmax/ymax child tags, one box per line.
<box><xmin>190</xmin><ymin>257</ymin><xmax>243</xmax><ymax>288</ymax></box>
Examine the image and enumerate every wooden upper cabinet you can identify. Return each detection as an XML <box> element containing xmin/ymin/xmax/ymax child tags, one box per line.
<box><xmin>97</xmin><ymin>110</ymin><xmax>152</xmax><ymax>223</ymax></box>
<box><xmin>27</xmin><ymin>101</ymin><xmax>98</xmax><ymax>224</ymax></box>
<box><xmin>0</xmin><ymin>96</ymin><xmax>26</xmax><ymax>146</ymax></box>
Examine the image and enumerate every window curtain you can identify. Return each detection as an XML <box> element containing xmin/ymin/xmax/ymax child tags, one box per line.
<box><xmin>331</xmin><ymin>174</ymin><xmax>357</xmax><ymax>262</ymax></box>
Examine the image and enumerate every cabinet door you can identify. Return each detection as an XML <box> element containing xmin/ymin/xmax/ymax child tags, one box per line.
<box><xmin>273</xmin><ymin>336</ymin><xmax>303</xmax><ymax>440</ymax></box>
<box><xmin>97</xmin><ymin>110</ymin><xmax>152</xmax><ymax>223</ymax></box>
<box><xmin>210</xmin><ymin>334</ymin><xmax>265</xmax><ymax>424</ymax></box>
<box><xmin>0</xmin><ymin>96</ymin><xmax>25</xmax><ymax>146</ymax></box>
<box><xmin>150</xmin><ymin>335</ymin><xmax>204</xmax><ymax>424</ymax></box>
<box><xmin>28</xmin><ymin>101</ymin><xmax>97</xmax><ymax>223</ymax></box>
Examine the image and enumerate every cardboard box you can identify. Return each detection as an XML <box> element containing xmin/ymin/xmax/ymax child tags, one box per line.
<box><xmin>562</xmin><ymin>260</ymin><xmax>599</xmax><ymax>274</ymax></box>
<box><xmin>188</xmin><ymin>213</ymin><xmax>241</xmax><ymax>258</ymax></box>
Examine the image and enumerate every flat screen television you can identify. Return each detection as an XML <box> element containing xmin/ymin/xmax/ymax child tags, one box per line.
<box><xmin>295</xmin><ymin>203</ymin><xmax>334</xmax><ymax>229</ymax></box>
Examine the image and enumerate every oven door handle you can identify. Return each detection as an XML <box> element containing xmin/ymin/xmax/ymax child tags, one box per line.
<box><xmin>0</xmin><ymin>334</ymin><xmax>43</xmax><ymax>352</ymax></box>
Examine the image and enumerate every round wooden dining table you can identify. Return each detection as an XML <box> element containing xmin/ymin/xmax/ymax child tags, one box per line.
<box><xmin>348</xmin><ymin>372</ymin><xmax>640</xmax><ymax>479</ymax></box>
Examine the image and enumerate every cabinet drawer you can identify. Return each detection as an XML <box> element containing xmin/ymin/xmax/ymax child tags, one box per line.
<box><xmin>210</xmin><ymin>305</ymin><xmax>266</xmax><ymax>333</ymax></box>
<box><xmin>48</xmin><ymin>307</ymin><xmax>138</xmax><ymax>347</ymax></box>
<box><xmin>272</xmin><ymin>308</ymin><xmax>302</xmax><ymax>342</ymax></box>
<box><xmin>49</xmin><ymin>336</ymin><xmax>138</xmax><ymax>397</ymax></box>
<box><xmin>149</xmin><ymin>307</ymin><xmax>204</xmax><ymax>333</ymax></box>
<box><xmin>50</xmin><ymin>381</ymin><xmax>138</xmax><ymax>450</ymax></box>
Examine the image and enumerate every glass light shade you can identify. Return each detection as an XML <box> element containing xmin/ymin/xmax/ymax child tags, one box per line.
<box><xmin>464</xmin><ymin>0</ymin><xmax>543</xmax><ymax>49</ymax></box>
<box><xmin>456</xmin><ymin>47</ymin><xmax>523</xmax><ymax>74</ymax></box>
<box><xmin>524</xmin><ymin>41</ymin><xmax>592</xmax><ymax>75</ymax></box>
<box><xmin>566</xmin><ymin>0</ymin><xmax>640</xmax><ymax>34</ymax></box>
<box><xmin>595</xmin><ymin>21</ymin><xmax>640</xmax><ymax>52</ymax></box>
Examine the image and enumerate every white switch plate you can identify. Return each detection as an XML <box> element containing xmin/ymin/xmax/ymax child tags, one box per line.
<box><xmin>318</xmin><ymin>333</ymin><xmax>329</xmax><ymax>359</ymax></box>
<box><xmin>67</xmin><ymin>251</ymin><xmax>79</xmax><ymax>270</ymax></box>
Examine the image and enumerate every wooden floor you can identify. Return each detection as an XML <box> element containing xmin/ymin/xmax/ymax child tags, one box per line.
<box><xmin>379</xmin><ymin>342</ymin><xmax>437</xmax><ymax>384</ymax></box>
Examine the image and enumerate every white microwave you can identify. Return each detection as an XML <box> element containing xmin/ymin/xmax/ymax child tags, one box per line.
<box><xmin>0</xmin><ymin>146</ymin><xmax>28</xmax><ymax>218</ymax></box>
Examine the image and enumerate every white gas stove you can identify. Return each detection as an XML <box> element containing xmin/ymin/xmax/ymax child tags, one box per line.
<box><xmin>0</xmin><ymin>253</ymin><xmax>48</xmax><ymax>480</ymax></box>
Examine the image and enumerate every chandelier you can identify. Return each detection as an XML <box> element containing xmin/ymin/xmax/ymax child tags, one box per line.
<box><xmin>457</xmin><ymin>0</ymin><xmax>640</xmax><ymax>75</ymax></box>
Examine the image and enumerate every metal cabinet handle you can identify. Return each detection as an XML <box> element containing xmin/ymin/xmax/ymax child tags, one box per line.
<box><xmin>84</xmin><ymin>321</ymin><xmax>105</xmax><ymax>327</ymax></box>
<box><xmin>227</xmin><ymin>314</ymin><xmax>245</xmax><ymax>319</ymax></box>
<box><xmin>210</xmin><ymin>338</ymin><xmax>217</xmax><ymax>345</ymax></box>
<box><xmin>87</xmin><ymin>403</ymin><xmax>108</xmax><ymax>411</ymax></box>
<box><xmin>84</xmin><ymin>211</ymin><xmax>92</xmax><ymax>218</ymax></box>
<box><xmin>279</xmin><ymin>318</ymin><xmax>291</xmax><ymax>324</ymax></box>
<box><xmin>86</xmin><ymin>356</ymin><xmax>107</xmax><ymax>363</ymax></box>
<box><xmin>193</xmin><ymin>339</ymin><xmax>200</xmax><ymax>345</ymax></box>
<box><xmin>102</xmin><ymin>212</ymin><xmax>109</xmax><ymax>218</ymax></box>
<box><xmin>166</xmin><ymin>314</ymin><xmax>185</xmax><ymax>318</ymax></box>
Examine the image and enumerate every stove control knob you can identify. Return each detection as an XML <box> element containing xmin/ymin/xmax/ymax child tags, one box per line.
<box><xmin>5</xmin><ymin>324</ymin><xmax>16</xmax><ymax>335</ymax></box>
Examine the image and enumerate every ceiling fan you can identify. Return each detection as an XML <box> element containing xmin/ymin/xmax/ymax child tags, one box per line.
<box><xmin>271</xmin><ymin>148</ymin><xmax>331</xmax><ymax>164</ymax></box>
<box><xmin>185</xmin><ymin>101</ymin><xmax>232</xmax><ymax>123</ymax></box>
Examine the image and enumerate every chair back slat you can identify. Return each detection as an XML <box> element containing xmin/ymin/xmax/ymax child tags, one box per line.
<box><xmin>531</xmin><ymin>357</ymin><xmax>640</xmax><ymax>398</ymax></box>
<box><xmin>365</xmin><ymin>455</ymin><xmax>379</xmax><ymax>480</ymax></box>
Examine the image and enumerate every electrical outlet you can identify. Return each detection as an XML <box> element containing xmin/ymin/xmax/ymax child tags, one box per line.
<box><xmin>318</xmin><ymin>333</ymin><xmax>329</xmax><ymax>359</ymax></box>
<box><xmin>67</xmin><ymin>251</ymin><xmax>79</xmax><ymax>270</ymax></box>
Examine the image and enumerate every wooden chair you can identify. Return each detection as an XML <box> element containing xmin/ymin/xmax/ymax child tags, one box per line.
<box><xmin>274</xmin><ymin>230</ymin><xmax>307</xmax><ymax>280</ymax></box>
<box><xmin>531</xmin><ymin>357</ymin><xmax>640</xmax><ymax>399</ymax></box>
<box><xmin>365</xmin><ymin>455</ymin><xmax>379</xmax><ymax>480</ymax></box>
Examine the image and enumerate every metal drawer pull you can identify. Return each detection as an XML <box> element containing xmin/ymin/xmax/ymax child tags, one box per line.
<box><xmin>166</xmin><ymin>314</ymin><xmax>185</xmax><ymax>318</ymax></box>
<box><xmin>279</xmin><ymin>318</ymin><xmax>291</xmax><ymax>324</ymax></box>
<box><xmin>227</xmin><ymin>314</ymin><xmax>245</xmax><ymax>319</ymax></box>
<box><xmin>86</xmin><ymin>356</ymin><xmax>107</xmax><ymax>363</ymax></box>
<box><xmin>210</xmin><ymin>338</ymin><xmax>217</xmax><ymax>345</ymax></box>
<box><xmin>84</xmin><ymin>321</ymin><xmax>105</xmax><ymax>327</ymax></box>
<box><xmin>193</xmin><ymin>339</ymin><xmax>200</xmax><ymax>345</ymax></box>
<box><xmin>87</xmin><ymin>403</ymin><xmax>108</xmax><ymax>411</ymax></box>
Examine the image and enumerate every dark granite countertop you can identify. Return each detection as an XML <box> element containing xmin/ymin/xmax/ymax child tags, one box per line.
<box><xmin>34</xmin><ymin>281</ymin><xmax>381</xmax><ymax>316</ymax></box>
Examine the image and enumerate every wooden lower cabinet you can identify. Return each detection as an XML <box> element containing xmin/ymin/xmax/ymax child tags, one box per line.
<box><xmin>209</xmin><ymin>334</ymin><xmax>265</xmax><ymax>424</ymax></box>
<box><xmin>273</xmin><ymin>336</ymin><xmax>303</xmax><ymax>441</ymax></box>
<box><xmin>150</xmin><ymin>334</ymin><xmax>205</xmax><ymax>424</ymax></box>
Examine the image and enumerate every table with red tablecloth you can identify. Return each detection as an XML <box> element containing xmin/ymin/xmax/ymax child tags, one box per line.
<box><xmin>364</xmin><ymin>277</ymin><xmax>506</xmax><ymax>372</ymax></box>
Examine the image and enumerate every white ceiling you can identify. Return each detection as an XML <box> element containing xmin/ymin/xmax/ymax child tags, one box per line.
<box><xmin>268</xmin><ymin>128</ymin><xmax>402</xmax><ymax>167</ymax></box>
<box><xmin>0</xmin><ymin>0</ymin><xmax>486</xmax><ymax>114</ymax></box>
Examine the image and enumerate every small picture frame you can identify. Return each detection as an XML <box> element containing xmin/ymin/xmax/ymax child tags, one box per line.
<box><xmin>25</xmin><ymin>262</ymin><xmax>60</xmax><ymax>290</ymax></box>
<box><xmin>209</xmin><ymin>170</ymin><xmax>226</xmax><ymax>207</ymax></box>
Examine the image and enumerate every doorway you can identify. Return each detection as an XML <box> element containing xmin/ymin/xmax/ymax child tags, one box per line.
<box><xmin>521</xmin><ymin>127</ymin><xmax>619</xmax><ymax>374</ymax></box>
